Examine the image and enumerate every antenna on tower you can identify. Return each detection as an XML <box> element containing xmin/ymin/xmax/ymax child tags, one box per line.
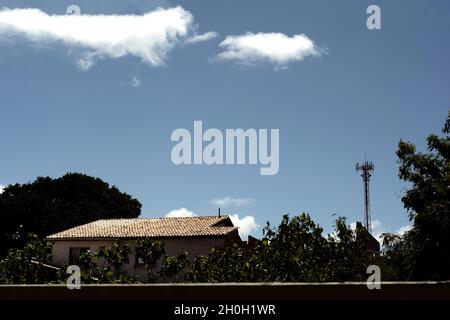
<box><xmin>356</xmin><ymin>157</ymin><xmax>374</xmax><ymax>233</ymax></box>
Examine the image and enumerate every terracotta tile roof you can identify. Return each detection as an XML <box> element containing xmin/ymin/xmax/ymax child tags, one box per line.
<box><xmin>46</xmin><ymin>216</ymin><xmax>237</xmax><ymax>239</ymax></box>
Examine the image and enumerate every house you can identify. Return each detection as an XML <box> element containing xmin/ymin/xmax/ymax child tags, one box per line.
<box><xmin>355</xmin><ymin>222</ymin><xmax>380</xmax><ymax>255</ymax></box>
<box><xmin>46</xmin><ymin>215</ymin><xmax>241</xmax><ymax>278</ymax></box>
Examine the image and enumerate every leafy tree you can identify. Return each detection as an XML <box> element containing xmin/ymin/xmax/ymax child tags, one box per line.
<box><xmin>261</xmin><ymin>214</ymin><xmax>331</xmax><ymax>282</ymax></box>
<box><xmin>97</xmin><ymin>242</ymin><xmax>133</xmax><ymax>279</ymax></box>
<box><xmin>135</xmin><ymin>239</ymin><xmax>165</xmax><ymax>282</ymax></box>
<box><xmin>380</xmin><ymin>233</ymin><xmax>410</xmax><ymax>281</ymax></box>
<box><xmin>0</xmin><ymin>233</ymin><xmax>53</xmax><ymax>284</ymax></box>
<box><xmin>185</xmin><ymin>214</ymin><xmax>376</xmax><ymax>283</ymax></box>
<box><xmin>158</xmin><ymin>250</ymin><xmax>190</xmax><ymax>282</ymax></box>
<box><xmin>55</xmin><ymin>249</ymin><xmax>105</xmax><ymax>284</ymax></box>
<box><xmin>0</xmin><ymin>173</ymin><xmax>141</xmax><ymax>254</ymax></box>
<box><xmin>186</xmin><ymin>243</ymin><xmax>254</xmax><ymax>282</ymax></box>
<box><xmin>1</xmin><ymin>214</ymin><xmax>380</xmax><ymax>284</ymax></box>
<box><xmin>56</xmin><ymin>241</ymin><xmax>137</xmax><ymax>284</ymax></box>
<box><xmin>389</xmin><ymin>111</ymin><xmax>450</xmax><ymax>280</ymax></box>
<box><xmin>328</xmin><ymin>218</ymin><xmax>378</xmax><ymax>281</ymax></box>
<box><xmin>73</xmin><ymin>250</ymin><xmax>102</xmax><ymax>284</ymax></box>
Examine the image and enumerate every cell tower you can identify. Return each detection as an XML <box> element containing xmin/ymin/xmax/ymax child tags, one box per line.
<box><xmin>356</xmin><ymin>158</ymin><xmax>374</xmax><ymax>233</ymax></box>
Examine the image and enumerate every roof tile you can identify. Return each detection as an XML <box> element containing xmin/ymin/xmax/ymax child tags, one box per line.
<box><xmin>46</xmin><ymin>216</ymin><xmax>237</xmax><ymax>239</ymax></box>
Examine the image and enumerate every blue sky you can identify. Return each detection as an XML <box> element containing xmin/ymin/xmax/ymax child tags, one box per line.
<box><xmin>0</xmin><ymin>0</ymin><xmax>449</xmax><ymax>239</ymax></box>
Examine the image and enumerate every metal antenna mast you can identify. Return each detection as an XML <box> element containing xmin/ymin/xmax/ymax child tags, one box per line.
<box><xmin>356</xmin><ymin>157</ymin><xmax>374</xmax><ymax>233</ymax></box>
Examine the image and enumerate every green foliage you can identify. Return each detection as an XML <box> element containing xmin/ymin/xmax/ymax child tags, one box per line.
<box><xmin>389</xmin><ymin>111</ymin><xmax>450</xmax><ymax>280</ymax></box>
<box><xmin>73</xmin><ymin>250</ymin><xmax>102</xmax><ymax>283</ymax></box>
<box><xmin>0</xmin><ymin>233</ymin><xmax>53</xmax><ymax>284</ymax></box>
<box><xmin>262</xmin><ymin>214</ymin><xmax>329</xmax><ymax>281</ymax></box>
<box><xmin>97</xmin><ymin>243</ymin><xmax>131</xmax><ymax>275</ymax></box>
<box><xmin>90</xmin><ymin>242</ymin><xmax>135</xmax><ymax>283</ymax></box>
<box><xmin>158</xmin><ymin>250</ymin><xmax>190</xmax><ymax>282</ymax></box>
<box><xmin>185</xmin><ymin>214</ymin><xmax>376</xmax><ymax>283</ymax></box>
<box><xmin>55</xmin><ymin>249</ymin><xmax>103</xmax><ymax>284</ymax></box>
<box><xmin>185</xmin><ymin>242</ymin><xmax>262</xmax><ymax>282</ymax></box>
<box><xmin>135</xmin><ymin>239</ymin><xmax>165</xmax><ymax>282</ymax></box>
<box><xmin>1</xmin><ymin>214</ymin><xmax>379</xmax><ymax>284</ymax></box>
<box><xmin>380</xmin><ymin>233</ymin><xmax>410</xmax><ymax>281</ymax></box>
<box><xmin>327</xmin><ymin>218</ymin><xmax>368</xmax><ymax>281</ymax></box>
<box><xmin>0</xmin><ymin>173</ymin><xmax>142</xmax><ymax>255</ymax></box>
<box><xmin>55</xmin><ymin>241</ymin><xmax>137</xmax><ymax>284</ymax></box>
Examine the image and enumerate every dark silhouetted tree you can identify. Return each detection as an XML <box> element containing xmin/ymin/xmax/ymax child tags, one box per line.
<box><xmin>0</xmin><ymin>173</ymin><xmax>141</xmax><ymax>254</ymax></box>
<box><xmin>391</xmin><ymin>111</ymin><xmax>450</xmax><ymax>280</ymax></box>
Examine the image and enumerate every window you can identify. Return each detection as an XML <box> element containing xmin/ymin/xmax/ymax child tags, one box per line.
<box><xmin>137</xmin><ymin>256</ymin><xmax>145</xmax><ymax>265</ymax></box>
<box><xmin>69</xmin><ymin>247</ymin><xmax>90</xmax><ymax>264</ymax></box>
<box><xmin>135</xmin><ymin>254</ymin><xmax>157</xmax><ymax>267</ymax></box>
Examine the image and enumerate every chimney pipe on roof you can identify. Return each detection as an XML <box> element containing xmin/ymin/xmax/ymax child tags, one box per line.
<box><xmin>218</xmin><ymin>207</ymin><xmax>221</xmax><ymax>217</ymax></box>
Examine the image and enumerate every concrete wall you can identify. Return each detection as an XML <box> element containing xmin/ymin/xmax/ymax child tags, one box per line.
<box><xmin>1</xmin><ymin>282</ymin><xmax>449</xmax><ymax>300</ymax></box>
<box><xmin>50</xmin><ymin>237</ymin><xmax>226</xmax><ymax>279</ymax></box>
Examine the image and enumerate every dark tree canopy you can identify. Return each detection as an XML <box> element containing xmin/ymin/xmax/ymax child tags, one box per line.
<box><xmin>391</xmin><ymin>111</ymin><xmax>450</xmax><ymax>280</ymax></box>
<box><xmin>184</xmin><ymin>214</ymin><xmax>377</xmax><ymax>283</ymax></box>
<box><xmin>0</xmin><ymin>173</ymin><xmax>141</xmax><ymax>254</ymax></box>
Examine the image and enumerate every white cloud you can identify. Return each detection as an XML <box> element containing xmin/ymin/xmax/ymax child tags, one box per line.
<box><xmin>349</xmin><ymin>220</ymin><xmax>384</xmax><ymax>243</ymax></box>
<box><xmin>0</xmin><ymin>185</ymin><xmax>5</xmax><ymax>194</ymax></box>
<box><xmin>397</xmin><ymin>224</ymin><xmax>412</xmax><ymax>235</ymax></box>
<box><xmin>185</xmin><ymin>31</ymin><xmax>218</xmax><ymax>44</ymax></box>
<box><xmin>210</xmin><ymin>197</ymin><xmax>256</xmax><ymax>207</ymax></box>
<box><xmin>229</xmin><ymin>214</ymin><xmax>258</xmax><ymax>240</ymax></box>
<box><xmin>0</xmin><ymin>7</ymin><xmax>215</xmax><ymax>70</ymax></box>
<box><xmin>350</xmin><ymin>220</ymin><xmax>413</xmax><ymax>243</ymax></box>
<box><xmin>216</xmin><ymin>32</ymin><xmax>321</xmax><ymax>67</ymax></box>
<box><xmin>77</xmin><ymin>52</ymin><xmax>96</xmax><ymax>71</ymax></box>
<box><xmin>371</xmin><ymin>220</ymin><xmax>385</xmax><ymax>243</ymax></box>
<box><xmin>130</xmin><ymin>76</ymin><xmax>141</xmax><ymax>87</ymax></box>
<box><xmin>165</xmin><ymin>207</ymin><xmax>257</xmax><ymax>239</ymax></box>
<box><xmin>165</xmin><ymin>207</ymin><xmax>195</xmax><ymax>218</ymax></box>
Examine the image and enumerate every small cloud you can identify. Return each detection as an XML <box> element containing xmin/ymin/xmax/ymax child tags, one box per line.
<box><xmin>216</xmin><ymin>32</ymin><xmax>322</xmax><ymax>68</ymax></box>
<box><xmin>77</xmin><ymin>52</ymin><xmax>96</xmax><ymax>71</ymax></box>
<box><xmin>130</xmin><ymin>76</ymin><xmax>141</xmax><ymax>87</ymax></box>
<box><xmin>349</xmin><ymin>219</ymin><xmax>384</xmax><ymax>243</ymax></box>
<box><xmin>397</xmin><ymin>224</ymin><xmax>412</xmax><ymax>235</ymax></box>
<box><xmin>165</xmin><ymin>207</ymin><xmax>196</xmax><ymax>218</ymax></box>
<box><xmin>0</xmin><ymin>7</ymin><xmax>213</xmax><ymax>70</ymax></box>
<box><xmin>371</xmin><ymin>220</ymin><xmax>385</xmax><ymax>243</ymax></box>
<box><xmin>185</xmin><ymin>31</ymin><xmax>218</xmax><ymax>44</ymax></box>
<box><xmin>210</xmin><ymin>197</ymin><xmax>256</xmax><ymax>208</ymax></box>
<box><xmin>349</xmin><ymin>220</ymin><xmax>413</xmax><ymax>243</ymax></box>
<box><xmin>229</xmin><ymin>214</ymin><xmax>258</xmax><ymax>239</ymax></box>
<box><xmin>164</xmin><ymin>207</ymin><xmax>258</xmax><ymax>239</ymax></box>
<box><xmin>0</xmin><ymin>185</ymin><xmax>5</xmax><ymax>194</ymax></box>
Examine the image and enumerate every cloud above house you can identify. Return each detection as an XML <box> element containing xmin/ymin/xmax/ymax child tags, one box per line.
<box><xmin>165</xmin><ymin>207</ymin><xmax>195</xmax><ymax>218</ymax></box>
<box><xmin>0</xmin><ymin>6</ymin><xmax>215</xmax><ymax>70</ymax></box>
<box><xmin>350</xmin><ymin>219</ymin><xmax>413</xmax><ymax>243</ymax></box>
<box><xmin>216</xmin><ymin>32</ymin><xmax>322</xmax><ymax>68</ymax></box>
<box><xmin>165</xmin><ymin>207</ymin><xmax>258</xmax><ymax>238</ymax></box>
<box><xmin>210</xmin><ymin>197</ymin><xmax>256</xmax><ymax>207</ymax></box>
<box><xmin>228</xmin><ymin>214</ymin><xmax>258</xmax><ymax>240</ymax></box>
